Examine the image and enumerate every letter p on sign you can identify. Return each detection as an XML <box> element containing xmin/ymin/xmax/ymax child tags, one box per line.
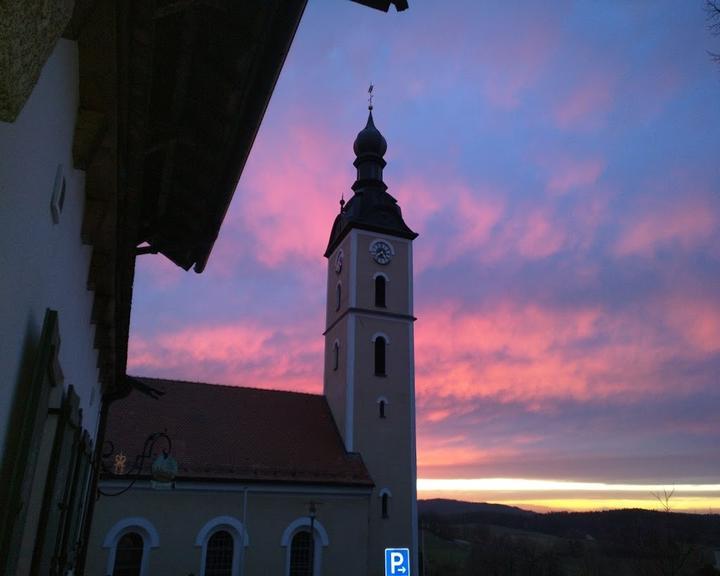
<box><xmin>385</xmin><ymin>548</ymin><xmax>410</xmax><ymax>576</ymax></box>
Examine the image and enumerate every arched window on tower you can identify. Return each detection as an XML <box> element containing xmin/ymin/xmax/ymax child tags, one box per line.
<box><xmin>336</xmin><ymin>283</ymin><xmax>342</xmax><ymax>311</ymax></box>
<box><xmin>377</xmin><ymin>396</ymin><xmax>388</xmax><ymax>419</ymax></box>
<box><xmin>204</xmin><ymin>530</ymin><xmax>234</xmax><ymax>576</ymax></box>
<box><xmin>374</xmin><ymin>275</ymin><xmax>386</xmax><ymax>308</ymax></box>
<box><xmin>380</xmin><ymin>489</ymin><xmax>392</xmax><ymax>519</ymax></box>
<box><xmin>112</xmin><ymin>532</ymin><xmax>144</xmax><ymax>576</ymax></box>
<box><xmin>333</xmin><ymin>341</ymin><xmax>340</xmax><ymax>371</ymax></box>
<box><xmin>374</xmin><ymin>336</ymin><xmax>386</xmax><ymax>376</ymax></box>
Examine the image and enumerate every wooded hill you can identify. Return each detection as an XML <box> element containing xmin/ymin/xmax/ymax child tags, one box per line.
<box><xmin>418</xmin><ymin>499</ymin><xmax>720</xmax><ymax>576</ymax></box>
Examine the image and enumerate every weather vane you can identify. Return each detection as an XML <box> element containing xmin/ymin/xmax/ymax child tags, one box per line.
<box><xmin>368</xmin><ymin>84</ymin><xmax>374</xmax><ymax>110</ymax></box>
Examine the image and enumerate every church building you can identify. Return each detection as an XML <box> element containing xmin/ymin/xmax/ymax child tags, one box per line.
<box><xmin>87</xmin><ymin>107</ymin><xmax>418</xmax><ymax>576</ymax></box>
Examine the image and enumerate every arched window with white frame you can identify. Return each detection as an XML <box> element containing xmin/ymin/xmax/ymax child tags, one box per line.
<box><xmin>102</xmin><ymin>517</ymin><xmax>159</xmax><ymax>576</ymax></box>
<box><xmin>113</xmin><ymin>532</ymin><xmax>143</xmax><ymax>576</ymax></box>
<box><xmin>372</xmin><ymin>333</ymin><xmax>389</xmax><ymax>376</ymax></box>
<box><xmin>281</xmin><ymin>517</ymin><xmax>329</xmax><ymax>576</ymax></box>
<box><xmin>374</xmin><ymin>272</ymin><xmax>387</xmax><ymax>308</ymax></box>
<box><xmin>195</xmin><ymin>516</ymin><xmax>248</xmax><ymax>576</ymax></box>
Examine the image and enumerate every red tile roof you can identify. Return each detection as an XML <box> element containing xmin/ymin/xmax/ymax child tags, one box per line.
<box><xmin>103</xmin><ymin>377</ymin><xmax>373</xmax><ymax>486</ymax></box>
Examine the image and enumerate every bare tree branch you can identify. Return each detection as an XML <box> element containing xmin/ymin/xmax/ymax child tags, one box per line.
<box><xmin>706</xmin><ymin>1</ymin><xmax>720</xmax><ymax>63</ymax></box>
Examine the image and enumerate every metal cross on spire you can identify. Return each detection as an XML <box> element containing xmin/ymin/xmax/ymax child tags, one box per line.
<box><xmin>368</xmin><ymin>84</ymin><xmax>374</xmax><ymax>110</ymax></box>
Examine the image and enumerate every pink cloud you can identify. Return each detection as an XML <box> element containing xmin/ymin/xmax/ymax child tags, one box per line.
<box><xmin>663</xmin><ymin>296</ymin><xmax>720</xmax><ymax>355</ymax></box>
<box><xmin>514</xmin><ymin>208</ymin><xmax>566</xmax><ymax>259</ymax></box>
<box><xmin>413</xmin><ymin>294</ymin><xmax>718</xmax><ymax>410</ymax></box>
<box><xmin>134</xmin><ymin>250</ymin><xmax>188</xmax><ymax>289</ymax></box>
<box><xmin>231</xmin><ymin>117</ymin><xmax>349</xmax><ymax>269</ymax></box>
<box><xmin>396</xmin><ymin>176</ymin><xmax>577</xmax><ymax>267</ymax></box>
<box><xmin>417</xmin><ymin>433</ymin><xmax>521</xmax><ymax>469</ymax></box>
<box><xmin>614</xmin><ymin>190</ymin><xmax>718</xmax><ymax>257</ymax></box>
<box><xmin>128</xmin><ymin>321</ymin><xmax>323</xmax><ymax>393</ymax></box>
<box><xmin>393</xmin><ymin>177</ymin><xmax>507</xmax><ymax>272</ymax></box>
<box><xmin>553</xmin><ymin>72</ymin><xmax>617</xmax><ymax>130</ymax></box>
<box><xmin>540</xmin><ymin>155</ymin><xmax>606</xmax><ymax>196</ymax></box>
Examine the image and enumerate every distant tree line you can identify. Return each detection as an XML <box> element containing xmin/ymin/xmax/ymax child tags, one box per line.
<box><xmin>420</xmin><ymin>508</ymin><xmax>720</xmax><ymax>576</ymax></box>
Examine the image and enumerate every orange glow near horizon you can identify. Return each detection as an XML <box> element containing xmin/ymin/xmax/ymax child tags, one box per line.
<box><xmin>417</xmin><ymin>478</ymin><xmax>720</xmax><ymax>513</ymax></box>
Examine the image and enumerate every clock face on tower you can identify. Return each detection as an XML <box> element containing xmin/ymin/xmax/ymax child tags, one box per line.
<box><xmin>369</xmin><ymin>239</ymin><xmax>394</xmax><ymax>265</ymax></box>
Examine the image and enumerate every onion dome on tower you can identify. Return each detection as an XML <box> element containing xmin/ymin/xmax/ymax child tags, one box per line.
<box><xmin>353</xmin><ymin>110</ymin><xmax>388</xmax><ymax>158</ymax></box>
<box><xmin>324</xmin><ymin>104</ymin><xmax>417</xmax><ymax>257</ymax></box>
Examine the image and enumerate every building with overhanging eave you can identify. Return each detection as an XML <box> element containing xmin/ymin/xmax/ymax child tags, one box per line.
<box><xmin>88</xmin><ymin>108</ymin><xmax>418</xmax><ymax>576</ymax></box>
<box><xmin>0</xmin><ymin>1</ymin><xmax>309</xmax><ymax>573</ymax></box>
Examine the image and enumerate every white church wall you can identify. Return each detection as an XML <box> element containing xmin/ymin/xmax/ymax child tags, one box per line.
<box><xmin>88</xmin><ymin>483</ymin><xmax>372</xmax><ymax>576</ymax></box>
<box><xmin>0</xmin><ymin>38</ymin><xmax>101</xmax><ymax>458</ymax></box>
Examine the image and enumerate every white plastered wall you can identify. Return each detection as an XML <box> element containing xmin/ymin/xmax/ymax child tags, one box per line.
<box><xmin>0</xmin><ymin>38</ymin><xmax>102</xmax><ymax>456</ymax></box>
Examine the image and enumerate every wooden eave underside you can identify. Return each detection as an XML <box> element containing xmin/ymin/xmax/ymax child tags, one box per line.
<box><xmin>69</xmin><ymin>0</ymin><xmax>306</xmax><ymax>394</ymax></box>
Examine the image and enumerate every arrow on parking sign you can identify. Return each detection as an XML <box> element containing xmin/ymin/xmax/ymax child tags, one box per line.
<box><xmin>385</xmin><ymin>548</ymin><xmax>410</xmax><ymax>576</ymax></box>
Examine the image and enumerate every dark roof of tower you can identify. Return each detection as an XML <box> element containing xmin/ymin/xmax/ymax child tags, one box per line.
<box><xmin>324</xmin><ymin>110</ymin><xmax>417</xmax><ymax>256</ymax></box>
<box><xmin>103</xmin><ymin>377</ymin><xmax>373</xmax><ymax>487</ymax></box>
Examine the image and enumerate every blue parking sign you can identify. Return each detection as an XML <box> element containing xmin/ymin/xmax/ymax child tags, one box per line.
<box><xmin>385</xmin><ymin>548</ymin><xmax>410</xmax><ymax>576</ymax></box>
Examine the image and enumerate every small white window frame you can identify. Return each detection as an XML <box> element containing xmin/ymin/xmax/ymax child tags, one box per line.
<box><xmin>102</xmin><ymin>517</ymin><xmax>159</xmax><ymax>576</ymax></box>
<box><xmin>281</xmin><ymin>517</ymin><xmax>329</xmax><ymax>576</ymax></box>
<box><xmin>194</xmin><ymin>515</ymin><xmax>249</xmax><ymax>576</ymax></box>
<box><xmin>380</xmin><ymin>488</ymin><xmax>393</xmax><ymax>519</ymax></box>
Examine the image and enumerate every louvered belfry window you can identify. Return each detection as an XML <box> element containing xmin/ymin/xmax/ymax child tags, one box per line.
<box><xmin>205</xmin><ymin>530</ymin><xmax>234</xmax><ymax>576</ymax></box>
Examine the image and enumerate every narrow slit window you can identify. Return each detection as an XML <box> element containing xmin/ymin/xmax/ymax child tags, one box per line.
<box><xmin>381</xmin><ymin>493</ymin><xmax>389</xmax><ymax>519</ymax></box>
<box><xmin>336</xmin><ymin>283</ymin><xmax>341</xmax><ymax>311</ymax></box>
<box><xmin>374</xmin><ymin>337</ymin><xmax>386</xmax><ymax>376</ymax></box>
<box><xmin>379</xmin><ymin>400</ymin><xmax>386</xmax><ymax>419</ymax></box>
<box><xmin>375</xmin><ymin>275</ymin><xmax>386</xmax><ymax>307</ymax></box>
<box><xmin>333</xmin><ymin>341</ymin><xmax>339</xmax><ymax>371</ymax></box>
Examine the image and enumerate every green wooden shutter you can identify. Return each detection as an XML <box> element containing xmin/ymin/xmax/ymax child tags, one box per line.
<box><xmin>59</xmin><ymin>430</ymin><xmax>93</xmax><ymax>572</ymax></box>
<box><xmin>31</xmin><ymin>386</ymin><xmax>82</xmax><ymax>576</ymax></box>
<box><xmin>0</xmin><ymin>309</ymin><xmax>62</xmax><ymax>575</ymax></box>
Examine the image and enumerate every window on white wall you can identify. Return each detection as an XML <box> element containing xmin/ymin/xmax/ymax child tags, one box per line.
<box><xmin>333</xmin><ymin>341</ymin><xmax>340</xmax><ymax>371</ymax></box>
<box><xmin>112</xmin><ymin>532</ymin><xmax>144</xmax><ymax>576</ymax></box>
<box><xmin>205</xmin><ymin>530</ymin><xmax>234</xmax><ymax>576</ymax></box>
<box><xmin>195</xmin><ymin>516</ymin><xmax>247</xmax><ymax>576</ymax></box>
<box><xmin>281</xmin><ymin>517</ymin><xmax>328</xmax><ymax>576</ymax></box>
<box><xmin>102</xmin><ymin>517</ymin><xmax>159</xmax><ymax>576</ymax></box>
<box><xmin>289</xmin><ymin>531</ymin><xmax>313</xmax><ymax>576</ymax></box>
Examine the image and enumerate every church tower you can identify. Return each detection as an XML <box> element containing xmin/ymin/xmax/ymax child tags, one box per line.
<box><xmin>323</xmin><ymin>105</ymin><xmax>418</xmax><ymax>575</ymax></box>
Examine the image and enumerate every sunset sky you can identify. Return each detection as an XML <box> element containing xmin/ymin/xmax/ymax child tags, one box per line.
<box><xmin>128</xmin><ymin>1</ymin><xmax>720</xmax><ymax>512</ymax></box>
